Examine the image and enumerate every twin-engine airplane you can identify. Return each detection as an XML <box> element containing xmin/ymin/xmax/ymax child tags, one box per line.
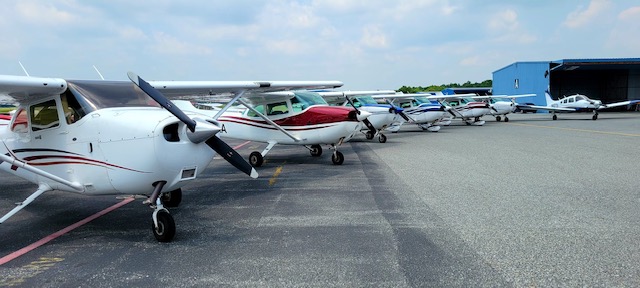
<box><xmin>516</xmin><ymin>91</ymin><xmax>640</xmax><ymax>120</ymax></box>
<box><xmin>172</xmin><ymin>89</ymin><xmax>371</xmax><ymax>167</ymax></box>
<box><xmin>0</xmin><ymin>73</ymin><xmax>342</xmax><ymax>242</ymax></box>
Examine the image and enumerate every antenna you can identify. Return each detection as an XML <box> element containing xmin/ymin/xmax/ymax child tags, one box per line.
<box><xmin>18</xmin><ymin>61</ymin><xmax>30</xmax><ymax>77</ymax></box>
<box><xmin>93</xmin><ymin>65</ymin><xmax>105</xmax><ymax>80</ymax></box>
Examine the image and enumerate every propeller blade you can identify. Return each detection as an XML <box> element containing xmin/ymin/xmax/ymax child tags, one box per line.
<box><xmin>206</xmin><ymin>136</ymin><xmax>258</xmax><ymax>179</ymax></box>
<box><xmin>397</xmin><ymin>111</ymin><xmax>410</xmax><ymax>121</ymax></box>
<box><xmin>128</xmin><ymin>72</ymin><xmax>197</xmax><ymax>132</ymax></box>
<box><xmin>345</xmin><ymin>95</ymin><xmax>377</xmax><ymax>134</ymax></box>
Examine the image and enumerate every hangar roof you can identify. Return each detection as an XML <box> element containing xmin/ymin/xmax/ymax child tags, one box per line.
<box><xmin>550</xmin><ymin>58</ymin><xmax>640</xmax><ymax>71</ymax></box>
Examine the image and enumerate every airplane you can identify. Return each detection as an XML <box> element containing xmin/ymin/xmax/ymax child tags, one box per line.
<box><xmin>171</xmin><ymin>89</ymin><xmax>372</xmax><ymax>167</ymax></box>
<box><xmin>430</xmin><ymin>94</ymin><xmax>492</xmax><ymax>126</ymax></box>
<box><xmin>473</xmin><ymin>94</ymin><xmax>536</xmax><ymax>122</ymax></box>
<box><xmin>517</xmin><ymin>91</ymin><xmax>640</xmax><ymax>120</ymax></box>
<box><xmin>0</xmin><ymin>73</ymin><xmax>342</xmax><ymax>242</ymax></box>
<box><xmin>370</xmin><ymin>93</ymin><xmax>451</xmax><ymax>132</ymax></box>
<box><xmin>318</xmin><ymin>90</ymin><xmax>402</xmax><ymax>143</ymax></box>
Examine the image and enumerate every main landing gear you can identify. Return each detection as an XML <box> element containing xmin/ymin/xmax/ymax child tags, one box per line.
<box><xmin>145</xmin><ymin>181</ymin><xmax>181</xmax><ymax>242</ymax></box>
<box><xmin>592</xmin><ymin>111</ymin><xmax>598</xmax><ymax>120</ymax></box>
<box><xmin>308</xmin><ymin>144</ymin><xmax>344</xmax><ymax>165</ymax></box>
<box><xmin>495</xmin><ymin>115</ymin><xmax>509</xmax><ymax>122</ymax></box>
<box><xmin>365</xmin><ymin>130</ymin><xmax>387</xmax><ymax>143</ymax></box>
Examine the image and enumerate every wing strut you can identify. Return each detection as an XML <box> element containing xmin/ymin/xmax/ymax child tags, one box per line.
<box><xmin>0</xmin><ymin>184</ymin><xmax>51</xmax><ymax>223</ymax></box>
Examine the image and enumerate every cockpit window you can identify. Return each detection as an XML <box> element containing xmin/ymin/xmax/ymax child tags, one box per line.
<box><xmin>30</xmin><ymin>99</ymin><xmax>60</xmax><ymax>131</ymax></box>
<box><xmin>267</xmin><ymin>101</ymin><xmax>289</xmax><ymax>115</ymax></box>
<box><xmin>66</xmin><ymin>80</ymin><xmax>159</xmax><ymax>114</ymax></box>
<box><xmin>575</xmin><ymin>95</ymin><xmax>586</xmax><ymax>101</ymax></box>
<box><xmin>354</xmin><ymin>96</ymin><xmax>378</xmax><ymax>105</ymax></box>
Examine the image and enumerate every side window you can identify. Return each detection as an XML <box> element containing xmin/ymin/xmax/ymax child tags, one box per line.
<box><xmin>400</xmin><ymin>101</ymin><xmax>411</xmax><ymax>108</ymax></box>
<box><xmin>266</xmin><ymin>102</ymin><xmax>289</xmax><ymax>115</ymax></box>
<box><xmin>11</xmin><ymin>108</ymin><xmax>28</xmax><ymax>133</ymax></box>
<box><xmin>568</xmin><ymin>98</ymin><xmax>574</xmax><ymax>103</ymax></box>
<box><xmin>352</xmin><ymin>99</ymin><xmax>362</xmax><ymax>108</ymax></box>
<box><xmin>30</xmin><ymin>99</ymin><xmax>60</xmax><ymax>131</ymax></box>
<box><xmin>246</xmin><ymin>104</ymin><xmax>265</xmax><ymax>117</ymax></box>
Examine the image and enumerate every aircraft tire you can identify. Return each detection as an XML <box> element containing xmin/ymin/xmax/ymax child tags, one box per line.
<box><xmin>249</xmin><ymin>151</ymin><xmax>264</xmax><ymax>167</ymax></box>
<box><xmin>161</xmin><ymin>189</ymin><xmax>182</xmax><ymax>208</ymax></box>
<box><xmin>378</xmin><ymin>134</ymin><xmax>387</xmax><ymax>143</ymax></box>
<box><xmin>496</xmin><ymin>116</ymin><xmax>501</xmax><ymax>122</ymax></box>
<box><xmin>310</xmin><ymin>145</ymin><xmax>322</xmax><ymax>157</ymax></box>
<box><xmin>504</xmin><ymin>117</ymin><xmax>509</xmax><ymax>122</ymax></box>
<box><xmin>553</xmin><ymin>115</ymin><xmax>558</xmax><ymax>120</ymax></box>
<box><xmin>365</xmin><ymin>131</ymin><xmax>374</xmax><ymax>140</ymax></box>
<box><xmin>152</xmin><ymin>210</ymin><xmax>176</xmax><ymax>242</ymax></box>
<box><xmin>592</xmin><ymin>114</ymin><xmax>598</xmax><ymax>120</ymax></box>
<box><xmin>331</xmin><ymin>151</ymin><xmax>344</xmax><ymax>165</ymax></box>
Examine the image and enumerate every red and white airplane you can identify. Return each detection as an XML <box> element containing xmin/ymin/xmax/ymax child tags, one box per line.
<box><xmin>172</xmin><ymin>89</ymin><xmax>371</xmax><ymax>167</ymax></box>
<box><xmin>0</xmin><ymin>73</ymin><xmax>342</xmax><ymax>242</ymax></box>
<box><xmin>517</xmin><ymin>91</ymin><xmax>640</xmax><ymax>120</ymax></box>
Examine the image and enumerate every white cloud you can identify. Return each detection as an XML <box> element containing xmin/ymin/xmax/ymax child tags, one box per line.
<box><xmin>563</xmin><ymin>0</ymin><xmax>612</xmax><ymax>28</ymax></box>
<box><xmin>360</xmin><ymin>26</ymin><xmax>388</xmax><ymax>49</ymax></box>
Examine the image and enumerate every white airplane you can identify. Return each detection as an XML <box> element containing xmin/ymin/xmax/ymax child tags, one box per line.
<box><xmin>319</xmin><ymin>90</ymin><xmax>401</xmax><ymax>143</ymax></box>
<box><xmin>172</xmin><ymin>89</ymin><xmax>371</xmax><ymax>167</ymax></box>
<box><xmin>371</xmin><ymin>93</ymin><xmax>451</xmax><ymax>132</ymax></box>
<box><xmin>433</xmin><ymin>94</ymin><xmax>492</xmax><ymax>126</ymax></box>
<box><xmin>0</xmin><ymin>73</ymin><xmax>342</xmax><ymax>242</ymax></box>
<box><xmin>518</xmin><ymin>91</ymin><xmax>640</xmax><ymax>120</ymax></box>
<box><xmin>474</xmin><ymin>94</ymin><xmax>536</xmax><ymax>122</ymax></box>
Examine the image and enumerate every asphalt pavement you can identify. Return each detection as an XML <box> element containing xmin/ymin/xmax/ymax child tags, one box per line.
<box><xmin>0</xmin><ymin>111</ymin><xmax>639</xmax><ymax>287</ymax></box>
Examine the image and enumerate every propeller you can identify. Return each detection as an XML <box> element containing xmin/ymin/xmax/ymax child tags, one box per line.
<box><xmin>344</xmin><ymin>95</ymin><xmax>377</xmax><ymax>134</ymax></box>
<box><xmin>127</xmin><ymin>72</ymin><xmax>258</xmax><ymax>179</ymax></box>
<box><xmin>382</xmin><ymin>99</ymin><xmax>411</xmax><ymax>121</ymax></box>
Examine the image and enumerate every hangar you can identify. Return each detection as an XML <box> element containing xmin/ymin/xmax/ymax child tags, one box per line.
<box><xmin>492</xmin><ymin>58</ymin><xmax>640</xmax><ymax>110</ymax></box>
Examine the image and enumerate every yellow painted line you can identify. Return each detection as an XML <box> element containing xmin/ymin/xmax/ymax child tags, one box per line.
<box><xmin>0</xmin><ymin>257</ymin><xmax>64</xmax><ymax>286</ymax></box>
<box><xmin>269</xmin><ymin>165</ymin><xmax>284</xmax><ymax>186</ymax></box>
<box><xmin>507</xmin><ymin>122</ymin><xmax>640</xmax><ymax>137</ymax></box>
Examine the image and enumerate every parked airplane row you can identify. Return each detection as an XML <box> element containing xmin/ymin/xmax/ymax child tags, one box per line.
<box><xmin>0</xmin><ymin>72</ymin><xmax>637</xmax><ymax>242</ymax></box>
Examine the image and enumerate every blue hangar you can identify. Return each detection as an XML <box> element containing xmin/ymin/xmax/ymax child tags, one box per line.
<box><xmin>492</xmin><ymin>58</ymin><xmax>640</xmax><ymax>110</ymax></box>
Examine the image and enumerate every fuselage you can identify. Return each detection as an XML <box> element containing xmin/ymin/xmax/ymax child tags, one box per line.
<box><xmin>550</xmin><ymin>94</ymin><xmax>601</xmax><ymax>111</ymax></box>
<box><xmin>0</xmin><ymin>81</ymin><xmax>215</xmax><ymax>195</ymax></box>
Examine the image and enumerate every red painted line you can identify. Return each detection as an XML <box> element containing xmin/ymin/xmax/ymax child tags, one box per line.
<box><xmin>232</xmin><ymin>141</ymin><xmax>252</xmax><ymax>150</ymax></box>
<box><xmin>0</xmin><ymin>197</ymin><xmax>135</xmax><ymax>266</ymax></box>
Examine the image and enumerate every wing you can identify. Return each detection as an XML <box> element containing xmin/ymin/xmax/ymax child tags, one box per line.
<box><xmin>598</xmin><ymin>99</ymin><xmax>640</xmax><ymax>110</ymax></box>
<box><xmin>517</xmin><ymin>104</ymin><xmax>575</xmax><ymax>112</ymax></box>
<box><xmin>316</xmin><ymin>90</ymin><xmax>396</xmax><ymax>105</ymax></box>
<box><xmin>0</xmin><ymin>75</ymin><xmax>68</xmax><ymax>104</ymax></box>
<box><xmin>148</xmin><ymin>80</ymin><xmax>343</xmax><ymax>100</ymax></box>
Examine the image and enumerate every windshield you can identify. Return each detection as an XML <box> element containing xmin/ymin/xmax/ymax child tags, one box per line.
<box><xmin>291</xmin><ymin>91</ymin><xmax>327</xmax><ymax>111</ymax></box>
<box><xmin>353</xmin><ymin>96</ymin><xmax>379</xmax><ymax>105</ymax></box>
<box><xmin>414</xmin><ymin>96</ymin><xmax>433</xmax><ymax>104</ymax></box>
<box><xmin>66</xmin><ymin>80</ymin><xmax>159</xmax><ymax>114</ymax></box>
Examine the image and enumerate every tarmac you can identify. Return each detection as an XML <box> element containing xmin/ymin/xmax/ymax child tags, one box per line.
<box><xmin>0</xmin><ymin>111</ymin><xmax>639</xmax><ymax>287</ymax></box>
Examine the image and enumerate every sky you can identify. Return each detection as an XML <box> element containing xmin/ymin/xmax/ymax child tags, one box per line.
<box><xmin>0</xmin><ymin>0</ymin><xmax>639</xmax><ymax>90</ymax></box>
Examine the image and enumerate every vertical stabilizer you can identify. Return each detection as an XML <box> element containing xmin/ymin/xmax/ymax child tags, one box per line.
<box><xmin>544</xmin><ymin>90</ymin><xmax>554</xmax><ymax>106</ymax></box>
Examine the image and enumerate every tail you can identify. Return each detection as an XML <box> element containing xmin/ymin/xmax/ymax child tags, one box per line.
<box><xmin>544</xmin><ymin>90</ymin><xmax>554</xmax><ymax>106</ymax></box>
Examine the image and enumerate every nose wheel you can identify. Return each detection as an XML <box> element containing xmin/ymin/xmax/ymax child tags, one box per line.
<box><xmin>146</xmin><ymin>181</ymin><xmax>177</xmax><ymax>242</ymax></box>
<box><xmin>331</xmin><ymin>151</ymin><xmax>344</xmax><ymax>165</ymax></box>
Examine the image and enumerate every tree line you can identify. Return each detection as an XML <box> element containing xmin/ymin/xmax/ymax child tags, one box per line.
<box><xmin>397</xmin><ymin>80</ymin><xmax>492</xmax><ymax>94</ymax></box>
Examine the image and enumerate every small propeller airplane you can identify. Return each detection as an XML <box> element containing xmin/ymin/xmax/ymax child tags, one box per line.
<box><xmin>431</xmin><ymin>94</ymin><xmax>492</xmax><ymax>126</ymax></box>
<box><xmin>473</xmin><ymin>94</ymin><xmax>536</xmax><ymax>122</ymax></box>
<box><xmin>515</xmin><ymin>91</ymin><xmax>640</xmax><ymax>120</ymax></box>
<box><xmin>171</xmin><ymin>89</ymin><xmax>371</xmax><ymax>167</ymax></box>
<box><xmin>318</xmin><ymin>90</ymin><xmax>401</xmax><ymax>143</ymax></box>
<box><xmin>370</xmin><ymin>93</ymin><xmax>450</xmax><ymax>132</ymax></box>
<box><xmin>0</xmin><ymin>73</ymin><xmax>342</xmax><ymax>242</ymax></box>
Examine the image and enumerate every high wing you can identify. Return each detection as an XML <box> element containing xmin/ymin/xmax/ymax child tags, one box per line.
<box><xmin>315</xmin><ymin>90</ymin><xmax>396</xmax><ymax>105</ymax></box>
<box><xmin>148</xmin><ymin>80</ymin><xmax>343</xmax><ymax>100</ymax></box>
<box><xmin>0</xmin><ymin>75</ymin><xmax>68</xmax><ymax>104</ymax></box>
<box><xmin>472</xmin><ymin>93</ymin><xmax>536</xmax><ymax>100</ymax></box>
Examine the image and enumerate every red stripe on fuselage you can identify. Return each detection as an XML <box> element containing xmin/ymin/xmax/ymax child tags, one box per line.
<box><xmin>221</xmin><ymin>106</ymin><xmax>357</xmax><ymax>127</ymax></box>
